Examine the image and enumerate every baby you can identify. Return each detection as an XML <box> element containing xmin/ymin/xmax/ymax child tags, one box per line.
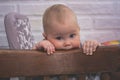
<box><xmin>33</xmin><ymin>4</ymin><xmax>101</xmax><ymax>80</ymax></box>
<box><xmin>33</xmin><ymin>4</ymin><xmax>100</xmax><ymax>55</ymax></box>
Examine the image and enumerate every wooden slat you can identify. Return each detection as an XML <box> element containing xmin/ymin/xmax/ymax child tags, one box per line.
<box><xmin>78</xmin><ymin>74</ymin><xmax>86</xmax><ymax>80</ymax></box>
<box><xmin>101</xmin><ymin>73</ymin><xmax>111</xmax><ymax>80</ymax></box>
<box><xmin>59</xmin><ymin>75</ymin><xmax>68</xmax><ymax>80</ymax></box>
<box><xmin>44</xmin><ymin>76</ymin><xmax>50</xmax><ymax>80</ymax></box>
<box><xmin>111</xmin><ymin>72</ymin><xmax>120</xmax><ymax>80</ymax></box>
<box><xmin>0</xmin><ymin>46</ymin><xmax>119</xmax><ymax>78</ymax></box>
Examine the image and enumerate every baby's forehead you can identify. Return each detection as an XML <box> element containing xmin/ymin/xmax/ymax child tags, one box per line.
<box><xmin>48</xmin><ymin>29</ymin><xmax>79</xmax><ymax>36</ymax></box>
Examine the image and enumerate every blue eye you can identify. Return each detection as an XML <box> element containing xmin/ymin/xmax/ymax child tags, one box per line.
<box><xmin>56</xmin><ymin>36</ymin><xmax>63</xmax><ymax>40</ymax></box>
<box><xmin>70</xmin><ymin>34</ymin><xmax>75</xmax><ymax>38</ymax></box>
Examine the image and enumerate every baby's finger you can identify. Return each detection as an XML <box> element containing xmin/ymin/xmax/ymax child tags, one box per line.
<box><xmin>49</xmin><ymin>46</ymin><xmax>55</xmax><ymax>54</ymax></box>
<box><xmin>51</xmin><ymin>46</ymin><xmax>55</xmax><ymax>53</ymax></box>
<box><xmin>88</xmin><ymin>48</ymin><xmax>93</xmax><ymax>55</ymax></box>
<box><xmin>86</xmin><ymin>48</ymin><xmax>89</xmax><ymax>55</ymax></box>
<box><xmin>86</xmin><ymin>48</ymin><xmax>93</xmax><ymax>55</ymax></box>
<box><xmin>92</xmin><ymin>42</ymin><xmax>99</xmax><ymax>51</ymax></box>
<box><xmin>46</xmin><ymin>46</ymin><xmax>51</xmax><ymax>55</ymax></box>
<box><xmin>93</xmin><ymin>45</ymin><xmax>97</xmax><ymax>52</ymax></box>
<box><xmin>83</xmin><ymin>45</ymin><xmax>87</xmax><ymax>54</ymax></box>
<box><xmin>85</xmin><ymin>41</ymin><xmax>92</xmax><ymax>54</ymax></box>
<box><xmin>47</xmin><ymin>45</ymin><xmax>55</xmax><ymax>55</ymax></box>
<box><xmin>83</xmin><ymin>41</ymin><xmax>89</xmax><ymax>53</ymax></box>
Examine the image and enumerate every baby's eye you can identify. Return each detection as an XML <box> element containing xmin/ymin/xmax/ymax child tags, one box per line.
<box><xmin>56</xmin><ymin>36</ymin><xmax>63</xmax><ymax>40</ymax></box>
<box><xmin>70</xmin><ymin>34</ymin><xmax>76</xmax><ymax>38</ymax></box>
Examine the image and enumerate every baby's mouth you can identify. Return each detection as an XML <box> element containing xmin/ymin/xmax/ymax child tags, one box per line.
<box><xmin>62</xmin><ymin>46</ymin><xmax>73</xmax><ymax>50</ymax></box>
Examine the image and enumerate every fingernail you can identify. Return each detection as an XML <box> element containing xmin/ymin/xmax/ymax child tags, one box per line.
<box><xmin>90</xmin><ymin>53</ymin><xmax>93</xmax><ymax>55</ymax></box>
<box><xmin>47</xmin><ymin>52</ymin><xmax>50</xmax><ymax>55</ymax></box>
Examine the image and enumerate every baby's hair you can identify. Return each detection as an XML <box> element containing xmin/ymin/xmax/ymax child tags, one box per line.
<box><xmin>43</xmin><ymin>4</ymin><xmax>79</xmax><ymax>34</ymax></box>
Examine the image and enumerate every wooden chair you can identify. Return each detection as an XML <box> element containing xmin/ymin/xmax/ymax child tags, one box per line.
<box><xmin>0</xmin><ymin>46</ymin><xmax>120</xmax><ymax>80</ymax></box>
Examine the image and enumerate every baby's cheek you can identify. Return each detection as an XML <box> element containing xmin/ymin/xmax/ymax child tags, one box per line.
<box><xmin>73</xmin><ymin>40</ymin><xmax>80</xmax><ymax>48</ymax></box>
<box><xmin>54</xmin><ymin>43</ymin><xmax>63</xmax><ymax>49</ymax></box>
<box><xmin>73</xmin><ymin>43</ymin><xmax>80</xmax><ymax>48</ymax></box>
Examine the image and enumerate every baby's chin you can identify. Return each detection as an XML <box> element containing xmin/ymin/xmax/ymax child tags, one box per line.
<box><xmin>57</xmin><ymin>46</ymin><xmax>73</xmax><ymax>50</ymax></box>
<box><xmin>63</xmin><ymin>47</ymin><xmax>73</xmax><ymax>50</ymax></box>
<box><xmin>56</xmin><ymin>46</ymin><xmax>73</xmax><ymax>50</ymax></box>
<box><xmin>56</xmin><ymin>46</ymin><xmax>80</xmax><ymax>50</ymax></box>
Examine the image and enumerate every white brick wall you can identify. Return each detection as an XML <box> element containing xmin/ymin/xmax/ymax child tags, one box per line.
<box><xmin>0</xmin><ymin>0</ymin><xmax>120</xmax><ymax>48</ymax></box>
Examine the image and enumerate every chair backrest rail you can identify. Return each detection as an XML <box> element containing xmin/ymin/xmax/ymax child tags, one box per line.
<box><xmin>0</xmin><ymin>46</ymin><xmax>120</xmax><ymax>80</ymax></box>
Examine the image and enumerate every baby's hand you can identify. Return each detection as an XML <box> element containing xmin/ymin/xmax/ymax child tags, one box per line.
<box><xmin>33</xmin><ymin>40</ymin><xmax>55</xmax><ymax>55</ymax></box>
<box><xmin>82</xmin><ymin>40</ymin><xmax>101</xmax><ymax>55</ymax></box>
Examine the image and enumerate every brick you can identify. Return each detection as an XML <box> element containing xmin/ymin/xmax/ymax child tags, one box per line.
<box><xmin>29</xmin><ymin>17</ymin><xmax>43</xmax><ymax>31</ymax></box>
<box><xmin>32</xmin><ymin>31</ymin><xmax>44</xmax><ymax>42</ymax></box>
<box><xmin>68</xmin><ymin>2</ymin><xmax>117</xmax><ymax>15</ymax></box>
<box><xmin>115</xmin><ymin>32</ymin><xmax>120</xmax><ymax>40</ymax></box>
<box><xmin>19</xmin><ymin>3</ymin><xmax>54</xmax><ymax>15</ymax></box>
<box><xmin>44</xmin><ymin>0</ymin><xmax>120</xmax><ymax>1</ymax></box>
<box><xmin>94</xmin><ymin>17</ymin><xmax>120</xmax><ymax>29</ymax></box>
<box><xmin>115</xmin><ymin>2</ymin><xmax>120</xmax><ymax>15</ymax></box>
<box><xmin>0</xmin><ymin>4</ymin><xmax>16</xmax><ymax>16</ymax></box>
<box><xmin>0</xmin><ymin>18</ymin><xmax>5</xmax><ymax>32</ymax></box>
<box><xmin>80</xmin><ymin>30</ymin><xmax>118</xmax><ymax>42</ymax></box>
<box><xmin>0</xmin><ymin>33</ymin><xmax>8</xmax><ymax>47</ymax></box>
<box><xmin>77</xmin><ymin>16</ymin><xmax>93</xmax><ymax>30</ymax></box>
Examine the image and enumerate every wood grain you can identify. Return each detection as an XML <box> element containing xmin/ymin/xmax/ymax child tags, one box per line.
<box><xmin>0</xmin><ymin>46</ymin><xmax>119</xmax><ymax>79</ymax></box>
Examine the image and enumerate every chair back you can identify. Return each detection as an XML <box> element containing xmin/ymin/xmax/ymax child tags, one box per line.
<box><xmin>4</xmin><ymin>12</ymin><xmax>34</xmax><ymax>49</ymax></box>
<box><xmin>0</xmin><ymin>47</ymin><xmax>120</xmax><ymax>80</ymax></box>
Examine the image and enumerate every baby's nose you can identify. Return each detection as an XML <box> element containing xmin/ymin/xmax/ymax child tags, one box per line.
<box><xmin>64</xmin><ymin>40</ymin><xmax>71</xmax><ymax>46</ymax></box>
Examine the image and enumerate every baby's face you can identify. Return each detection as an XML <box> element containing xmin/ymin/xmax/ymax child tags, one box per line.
<box><xmin>45</xmin><ymin>21</ymin><xmax>80</xmax><ymax>50</ymax></box>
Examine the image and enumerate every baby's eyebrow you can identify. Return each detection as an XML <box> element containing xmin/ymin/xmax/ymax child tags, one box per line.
<box><xmin>53</xmin><ymin>33</ymin><xmax>62</xmax><ymax>35</ymax></box>
<box><xmin>53</xmin><ymin>34</ymin><xmax>62</xmax><ymax>37</ymax></box>
<box><xmin>53</xmin><ymin>30</ymin><xmax>78</xmax><ymax>36</ymax></box>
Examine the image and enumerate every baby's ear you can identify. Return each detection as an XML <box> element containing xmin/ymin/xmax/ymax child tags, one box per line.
<box><xmin>42</xmin><ymin>33</ymin><xmax>47</xmax><ymax>39</ymax></box>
